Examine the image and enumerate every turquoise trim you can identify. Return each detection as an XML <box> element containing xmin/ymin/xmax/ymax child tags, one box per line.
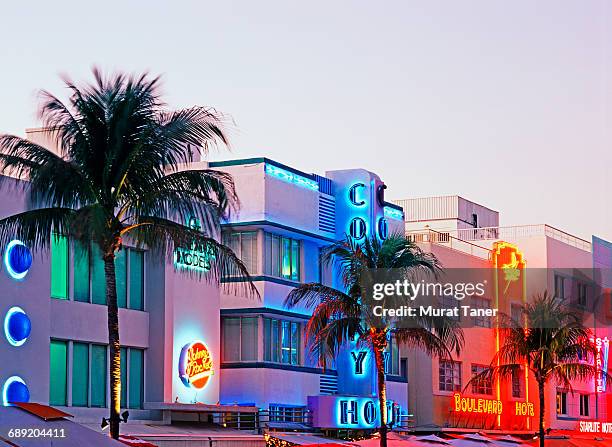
<box><xmin>221</xmin><ymin>307</ymin><xmax>311</xmax><ymax>320</ymax></box>
<box><xmin>210</xmin><ymin>157</ymin><xmax>319</xmax><ymax>182</ymax></box>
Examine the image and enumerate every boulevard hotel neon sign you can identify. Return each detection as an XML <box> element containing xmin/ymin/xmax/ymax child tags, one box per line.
<box><xmin>453</xmin><ymin>393</ymin><xmax>534</xmax><ymax>417</ymax></box>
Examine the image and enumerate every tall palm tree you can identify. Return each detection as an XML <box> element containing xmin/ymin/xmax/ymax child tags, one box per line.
<box><xmin>0</xmin><ymin>70</ymin><xmax>255</xmax><ymax>439</ymax></box>
<box><xmin>469</xmin><ymin>293</ymin><xmax>607</xmax><ymax>447</ymax></box>
<box><xmin>284</xmin><ymin>234</ymin><xmax>464</xmax><ymax>447</ymax></box>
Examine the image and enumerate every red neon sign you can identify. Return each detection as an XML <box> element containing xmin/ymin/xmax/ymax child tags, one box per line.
<box><xmin>453</xmin><ymin>393</ymin><xmax>503</xmax><ymax>415</ymax></box>
<box><xmin>590</xmin><ymin>336</ymin><xmax>609</xmax><ymax>393</ymax></box>
<box><xmin>178</xmin><ymin>341</ymin><xmax>214</xmax><ymax>389</ymax></box>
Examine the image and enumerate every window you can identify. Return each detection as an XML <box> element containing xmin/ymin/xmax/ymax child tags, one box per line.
<box><xmin>74</xmin><ymin>243</ymin><xmax>145</xmax><ymax>310</ymax></box>
<box><xmin>222</xmin><ymin>231</ymin><xmax>258</xmax><ymax>275</ymax></box>
<box><xmin>72</xmin><ymin>342</ymin><xmax>89</xmax><ymax>407</ymax></box>
<box><xmin>385</xmin><ymin>336</ymin><xmax>400</xmax><ymax>376</ymax></box>
<box><xmin>554</xmin><ymin>274</ymin><xmax>565</xmax><ymax>299</ymax></box>
<box><xmin>472</xmin><ymin>297</ymin><xmax>492</xmax><ymax>328</ymax></box>
<box><xmin>264</xmin><ymin>318</ymin><xmax>301</xmax><ymax>365</ymax></box>
<box><xmin>264</xmin><ymin>233</ymin><xmax>300</xmax><ymax>281</ymax></box>
<box><xmin>471</xmin><ymin>364</ymin><xmax>493</xmax><ymax>395</ymax></box>
<box><xmin>269</xmin><ymin>405</ymin><xmax>307</xmax><ymax>423</ymax></box>
<box><xmin>400</xmin><ymin>358</ymin><xmax>408</xmax><ymax>379</ymax></box>
<box><xmin>511</xmin><ymin>304</ymin><xmax>523</xmax><ymax>326</ymax></box>
<box><xmin>556</xmin><ymin>391</ymin><xmax>568</xmax><ymax>415</ymax></box>
<box><xmin>49</xmin><ymin>340</ymin><xmax>68</xmax><ymax>405</ymax></box>
<box><xmin>128</xmin><ymin>348</ymin><xmax>144</xmax><ymax>409</ymax></box>
<box><xmin>580</xmin><ymin>394</ymin><xmax>590</xmax><ymax>417</ymax></box>
<box><xmin>577</xmin><ymin>282</ymin><xmax>588</xmax><ymax>307</ymax></box>
<box><xmin>440</xmin><ymin>295</ymin><xmax>460</xmax><ymax>321</ymax></box>
<box><xmin>222</xmin><ymin>317</ymin><xmax>258</xmax><ymax>362</ymax></box>
<box><xmin>439</xmin><ymin>360</ymin><xmax>461</xmax><ymax>392</ymax></box>
<box><xmin>511</xmin><ymin>368</ymin><xmax>522</xmax><ymax>398</ymax></box>
<box><xmin>50</xmin><ymin>235</ymin><xmax>69</xmax><ymax>299</ymax></box>
<box><xmin>90</xmin><ymin>344</ymin><xmax>107</xmax><ymax>407</ymax></box>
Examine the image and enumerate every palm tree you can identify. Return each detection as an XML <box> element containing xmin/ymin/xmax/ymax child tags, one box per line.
<box><xmin>284</xmin><ymin>234</ymin><xmax>464</xmax><ymax>447</ymax></box>
<box><xmin>0</xmin><ymin>70</ymin><xmax>255</xmax><ymax>439</ymax></box>
<box><xmin>469</xmin><ymin>293</ymin><xmax>607</xmax><ymax>447</ymax></box>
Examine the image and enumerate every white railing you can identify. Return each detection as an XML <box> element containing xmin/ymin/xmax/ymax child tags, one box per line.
<box><xmin>442</xmin><ymin>224</ymin><xmax>591</xmax><ymax>252</ymax></box>
<box><xmin>407</xmin><ymin>229</ymin><xmax>491</xmax><ymax>260</ymax></box>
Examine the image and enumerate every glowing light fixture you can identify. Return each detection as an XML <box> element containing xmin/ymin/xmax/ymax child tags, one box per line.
<box><xmin>383</xmin><ymin>206</ymin><xmax>404</xmax><ymax>221</ymax></box>
<box><xmin>2</xmin><ymin>376</ymin><xmax>29</xmax><ymax>406</ymax></box>
<box><xmin>4</xmin><ymin>240</ymin><xmax>32</xmax><ymax>280</ymax></box>
<box><xmin>4</xmin><ymin>307</ymin><xmax>31</xmax><ymax>347</ymax></box>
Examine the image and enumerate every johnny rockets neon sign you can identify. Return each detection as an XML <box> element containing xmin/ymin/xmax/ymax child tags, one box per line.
<box><xmin>591</xmin><ymin>336</ymin><xmax>610</xmax><ymax>393</ymax></box>
<box><xmin>178</xmin><ymin>341</ymin><xmax>214</xmax><ymax>389</ymax></box>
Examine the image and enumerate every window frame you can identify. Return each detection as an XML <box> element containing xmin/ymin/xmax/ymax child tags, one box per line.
<box><xmin>439</xmin><ymin>360</ymin><xmax>461</xmax><ymax>392</ymax></box>
<box><xmin>470</xmin><ymin>364</ymin><xmax>493</xmax><ymax>395</ymax></box>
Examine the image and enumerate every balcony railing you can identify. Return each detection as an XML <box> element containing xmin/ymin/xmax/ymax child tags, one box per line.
<box><xmin>407</xmin><ymin>229</ymin><xmax>491</xmax><ymax>260</ymax></box>
<box><xmin>407</xmin><ymin>224</ymin><xmax>592</xmax><ymax>256</ymax></box>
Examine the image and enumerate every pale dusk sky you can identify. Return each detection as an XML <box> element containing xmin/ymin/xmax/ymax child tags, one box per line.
<box><xmin>0</xmin><ymin>1</ymin><xmax>610</xmax><ymax>240</ymax></box>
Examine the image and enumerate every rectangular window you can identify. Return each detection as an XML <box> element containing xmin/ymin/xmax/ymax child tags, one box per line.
<box><xmin>264</xmin><ymin>317</ymin><xmax>301</xmax><ymax>365</ymax></box>
<box><xmin>73</xmin><ymin>241</ymin><xmax>90</xmax><ymax>302</ymax></box>
<box><xmin>511</xmin><ymin>368</ymin><xmax>522</xmax><ymax>398</ymax></box>
<box><xmin>439</xmin><ymin>360</ymin><xmax>461</xmax><ymax>392</ymax></box>
<box><xmin>577</xmin><ymin>283</ymin><xmax>588</xmax><ymax>307</ymax></box>
<box><xmin>385</xmin><ymin>336</ymin><xmax>400</xmax><ymax>376</ymax></box>
<box><xmin>222</xmin><ymin>318</ymin><xmax>241</xmax><ymax>362</ymax></box>
<box><xmin>120</xmin><ymin>348</ymin><xmax>127</xmax><ymax>409</ymax></box>
<box><xmin>511</xmin><ymin>304</ymin><xmax>523</xmax><ymax>326</ymax></box>
<box><xmin>471</xmin><ymin>364</ymin><xmax>493</xmax><ymax>395</ymax></box>
<box><xmin>128</xmin><ymin>349</ymin><xmax>144</xmax><ymax>409</ymax></box>
<box><xmin>49</xmin><ymin>340</ymin><xmax>68</xmax><ymax>406</ymax></box>
<box><xmin>129</xmin><ymin>250</ymin><xmax>144</xmax><ymax>311</ymax></box>
<box><xmin>264</xmin><ymin>233</ymin><xmax>301</xmax><ymax>281</ymax></box>
<box><xmin>241</xmin><ymin>317</ymin><xmax>258</xmax><ymax>361</ymax></box>
<box><xmin>556</xmin><ymin>391</ymin><xmax>568</xmax><ymax>415</ymax></box>
<box><xmin>222</xmin><ymin>231</ymin><xmax>258</xmax><ymax>275</ymax></box>
<box><xmin>554</xmin><ymin>274</ymin><xmax>565</xmax><ymax>299</ymax></box>
<box><xmin>72</xmin><ymin>342</ymin><xmax>89</xmax><ymax>407</ymax></box>
<box><xmin>580</xmin><ymin>394</ymin><xmax>589</xmax><ymax>417</ymax></box>
<box><xmin>472</xmin><ymin>298</ymin><xmax>492</xmax><ymax>328</ymax></box>
<box><xmin>269</xmin><ymin>405</ymin><xmax>307</xmax><ymax>423</ymax></box>
<box><xmin>73</xmin><ymin>243</ymin><xmax>144</xmax><ymax>309</ymax></box>
<box><xmin>50</xmin><ymin>235</ymin><xmax>69</xmax><ymax>299</ymax></box>
<box><xmin>90</xmin><ymin>344</ymin><xmax>107</xmax><ymax>407</ymax></box>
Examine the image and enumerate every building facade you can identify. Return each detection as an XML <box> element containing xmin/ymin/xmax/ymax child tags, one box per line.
<box><xmin>0</xmin><ymin>152</ymin><xmax>409</xmax><ymax>434</ymax></box>
<box><xmin>396</xmin><ymin>195</ymin><xmax>612</xmax><ymax>434</ymax></box>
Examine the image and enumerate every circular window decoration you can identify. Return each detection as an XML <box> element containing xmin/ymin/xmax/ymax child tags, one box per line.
<box><xmin>4</xmin><ymin>240</ymin><xmax>32</xmax><ymax>280</ymax></box>
<box><xmin>2</xmin><ymin>376</ymin><xmax>29</xmax><ymax>406</ymax></box>
<box><xmin>178</xmin><ymin>341</ymin><xmax>214</xmax><ymax>389</ymax></box>
<box><xmin>4</xmin><ymin>307</ymin><xmax>31</xmax><ymax>347</ymax></box>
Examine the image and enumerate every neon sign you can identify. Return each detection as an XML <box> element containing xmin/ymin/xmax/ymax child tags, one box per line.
<box><xmin>383</xmin><ymin>206</ymin><xmax>403</xmax><ymax>221</ymax></box>
<box><xmin>591</xmin><ymin>336</ymin><xmax>609</xmax><ymax>393</ymax></box>
<box><xmin>265</xmin><ymin>164</ymin><xmax>319</xmax><ymax>191</ymax></box>
<box><xmin>515</xmin><ymin>401</ymin><xmax>534</xmax><ymax>417</ymax></box>
<box><xmin>4</xmin><ymin>240</ymin><xmax>32</xmax><ymax>280</ymax></box>
<box><xmin>178</xmin><ymin>341</ymin><xmax>214</xmax><ymax>389</ymax></box>
<box><xmin>579</xmin><ymin>421</ymin><xmax>612</xmax><ymax>434</ymax></box>
<box><xmin>453</xmin><ymin>393</ymin><xmax>503</xmax><ymax>415</ymax></box>
<box><xmin>174</xmin><ymin>248</ymin><xmax>211</xmax><ymax>272</ymax></box>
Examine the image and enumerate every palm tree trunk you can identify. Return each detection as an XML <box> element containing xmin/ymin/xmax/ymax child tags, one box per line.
<box><xmin>538</xmin><ymin>379</ymin><xmax>545</xmax><ymax>447</ymax></box>
<box><xmin>373</xmin><ymin>339</ymin><xmax>388</xmax><ymax>447</ymax></box>
<box><xmin>104</xmin><ymin>255</ymin><xmax>121</xmax><ymax>439</ymax></box>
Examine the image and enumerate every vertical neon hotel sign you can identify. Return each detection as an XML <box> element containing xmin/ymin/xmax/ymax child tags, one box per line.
<box><xmin>348</xmin><ymin>182</ymin><xmax>388</xmax><ymax>241</ymax></box>
<box><xmin>591</xmin><ymin>336</ymin><xmax>609</xmax><ymax>393</ymax></box>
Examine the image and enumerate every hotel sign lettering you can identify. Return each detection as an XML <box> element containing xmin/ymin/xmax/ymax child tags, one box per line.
<box><xmin>453</xmin><ymin>394</ymin><xmax>534</xmax><ymax>417</ymax></box>
<box><xmin>579</xmin><ymin>421</ymin><xmax>612</xmax><ymax>434</ymax></box>
<box><xmin>453</xmin><ymin>393</ymin><xmax>502</xmax><ymax>415</ymax></box>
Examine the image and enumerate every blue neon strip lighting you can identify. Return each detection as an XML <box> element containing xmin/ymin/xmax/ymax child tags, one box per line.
<box><xmin>265</xmin><ymin>164</ymin><xmax>319</xmax><ymax>191</ymax></box>
<box><xmin>383</xmin><ymin>206</ymin><xmax>404</xmax><ymax>221</ymax></box>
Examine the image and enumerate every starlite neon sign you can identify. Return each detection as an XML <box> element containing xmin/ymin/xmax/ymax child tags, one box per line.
<box><xmin>591</xmin><ymin>336</ymin><xmax>609</xmax><ymax>393</ymax></box>
<box><xmin>265</xmin><ymin>164</ymin><xmax>319</xmax><ymax>191</ymax></box>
